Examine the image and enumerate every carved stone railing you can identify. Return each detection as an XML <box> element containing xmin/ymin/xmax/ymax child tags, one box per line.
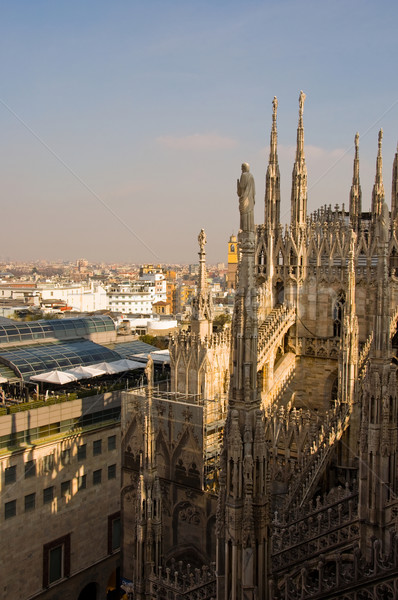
<box><xmin>297</xmin><ymin>337</ymin><xmax>340</xmax><ymax>359</ymax></box>
<box><xmin>149</xmin><ymin>562</ymin><xmax>216</xmax><ymax>600</ymax></box>
<box><xmin>257</xmin><ymin>305</ymin><xmax>296</xmax><ymax>371</ymax></box>
<box><xmin>390</xmin><ymin>306</ymin><xmax>398</xmax><ymax>339</ymax></box>
<box><xmin>357</xmin><ymin>332</ymin><xmax>373</xmax><ymax>382</ymax></box>
<box><xmin>283</xmin><ymin>402</ymin><xmax>351</xmax><ymax>512</ymax></box>
<box><xmin>272</xmin><ymin>485</ymin><xmax>359</xmax><ymax>573</ymax></box>
<box><xmin>169</xmin><ymin>329</ymin><xmax>231</xmax><ymax>352</ymax></box>
<box><xmin>270</xmin><ymin>533</ymin><xmax>398</xmax><ymax>600</ymax></box>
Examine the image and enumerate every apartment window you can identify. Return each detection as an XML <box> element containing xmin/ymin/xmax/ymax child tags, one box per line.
<box><xmin>108</xmin><ymin>512</ymin><xmax>121</xmax><ymax>553</ymax></box>
<box><xmin>77</xmin><ymin>444</ymin><xmax>86</xmax><ymax>461</ymax></box>
<box><xmin>25</xmin><ymin>493</ymin><xmax>36</xmax><ymax>512</ymax></box>
<box><xmin>93</xmin><ymin>439</ymin><xmax>102</xmax><ymax>456</ymax></box>
<box><xmin>78</xmin><ymin>474</ymin><xmax>86</xmax><ymax>491</ymax></box>
<box><xmin>25</xmin><ymin>460</ymin><xmax>36</xmax><ymax>478</ymax></box>
<box><xmin>93</xmin><ymin>469</ymin><xmax>102</xmax><ymax>485</ymax></box>
<box><xmin>5</xmin><ymin>499</ymin><xmax>16</xmax><ymax>519</ymax></box>
<box><xmin>108</xmin><ymin>464</ymin><xmax>116</xmax><ymax>480</ymax></box>
<box><xmin>61</xmin><ymin>449</ymin><xmax>70</xmax><ymax>466</ymax></box>
<box><xmin>43</xmin><ymin>454</ymin><xmax>54</xmax><ymax>473</ymax></box>
<box><xmin>61</xmin><ymin>481</ymin><xmax>71</xmax><ymax>498</ymax></box>
<box><xmin>108</xmin><ymin>435</ymin><xmax>116</xmax><ymax>451</ymax></box>
<box><xmin>43</xmin><ymin>486</ymin><xmax>54</xmax><ymax>504</ymax></box>
<box><xmin>4</xmin><ymin>465</ymin><xmax>16</xmax><ymax>485</ymax></box>
<box><xmin>43</xmin><ymin>535</ymin><xmax>70</xmax><ymax>587</ymax></box>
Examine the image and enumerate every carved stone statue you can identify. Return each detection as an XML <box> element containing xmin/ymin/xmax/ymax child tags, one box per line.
<box><xmin>272</xmin><ymin>96</ymin><xmax>278</xmax><ymax>115</ymax></box>
<box><xmin>198</xmin><ymin>228</ymin><xmax>206</xmax><ymax>253</ymax></box>
<box><xmin>145</xmin><ymin>354</ymin><xmax>154</xmax><ymax>388</ymax></box>
<box><xmin>237</xmin><ymin>163</ymin><xmax>255</xmax><ymax>232</ymax></box>
<box><xmin>299</xmin><ymin>90</ymin><xmax>306</xmax><ymax>116</ymax></box>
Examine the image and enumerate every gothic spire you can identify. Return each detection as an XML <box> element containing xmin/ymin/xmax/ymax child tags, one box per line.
<box><xmin>217</xmin><ymin>165</ymin><xmax>267</xmax><ymax>600</ymax></box>
<box><xmin>391</xmin><ymin>142</ymin><xmax>398</xmax><ymax>223</ymax></box>
<box><xmin>349</xmin><ymin>132</ymin><xmax>362</xmax><ymax>231</ymax></box>
<box><xmin>371</xmin><ymin>129</ymin><xmax>385</xmax><ymax>219</ymax></box>
<box><xmin>291</xmin><ymin>90</ymin><xmax>308</xmax><ymax>229</ymax></box>
<box><xmin>265</xmin><ymin>96</ymin><xmax>281</xmax><ymax>229</ymax></box>
<box><xmin>191</xmin><ymin>228</ymin><xmax>213</xmax><ymax>339</ymax></box>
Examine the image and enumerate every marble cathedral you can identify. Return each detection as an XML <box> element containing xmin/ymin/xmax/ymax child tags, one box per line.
<box><xmin>121</xmin><ymin>92</ymin><xmax>398</xmax><ymax>599</ymax></box>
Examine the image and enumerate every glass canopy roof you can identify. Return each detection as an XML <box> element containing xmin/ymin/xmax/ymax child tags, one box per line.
<box><xmin>0</xmin><ymin>315</ymin><xmax>115</xmax><ymax>346</ymax></box>
<box><xmin>107</xmin><ymin>340</ymin><xmax>159</xmax><ymax>359</ymax></box>
<box><xmin>0</xmin><ymin>339</ymin><xmax>121</xmax><ymax>381</ymax></box>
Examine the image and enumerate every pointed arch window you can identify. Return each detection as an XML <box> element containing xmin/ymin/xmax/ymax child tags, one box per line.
<box><xmin>333</xmin><ymin>292</ymin><xmax>345</xmax><ymax>337</ymax></box>
<box><xmin>358</xmin><ymin>250</ymin><xmax>367</xmax><ymax>267</ymax></box>
<box><xmin>321</xmin><ymin>249</ymin><xmax>329</xmax><ymax>266</ymax></box>
<box><xmin>308</xmin><ymin>249</ymin><xmax>317</xmax><ymax>266</ymax></box>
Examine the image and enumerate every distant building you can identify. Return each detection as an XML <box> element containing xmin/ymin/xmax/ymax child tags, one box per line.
<box><xmin>106</xmin><ymin>273</ymin><xmax>166</xmax><ymax>315</ymax></box>
<box><xmin>226</xmin><ymin>233</ymin><xmax>238</xmax><ymax>289</ymax></box>
<box><xmin>152</xmin><ymin>300</ymin><xmax>171</xmax><ymax>315</ymax></box>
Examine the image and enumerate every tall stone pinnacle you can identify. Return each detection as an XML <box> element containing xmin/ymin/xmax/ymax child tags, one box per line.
<box><xmin>265</xmin><ymin>96</ymin><xmax>281</xmax><ymax>229</ymax></box>
<box><xmin>291</xmin><ymin>90</ymin><xmax>308</xmax><ymax>229</ymax></box>
<box><xmin>391</xmin><ymin>142</ymin><xmax>398</xmax><ymax>223</ymax></box>
<box><xmin>191</xmin><ymin>228</ymin><xmax>213</xmax><ymax>339</ymax></box>
<box><xmin>349</xmin><ymin>132</ymin><xmax>362</xmax><ymax>231</ymax></box>
<box><xmin>216</xmin><ymin>164</ymin><xmax>267</xmax><ymax>600</ymax></box>
<box><xmin>371</xmin><ymin>129</ymin><xmax>385</xmax><ymax>219</ymax></box>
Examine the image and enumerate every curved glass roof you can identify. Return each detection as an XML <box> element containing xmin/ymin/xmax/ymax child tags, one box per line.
<box><xmin>0</xmin><ymin>315</ymin><xmax>115</xmax><ymax>346</ymax></box>
<box><xmin>106</xmin><ymin>340</ymin><xmax>159</xmax><ymax>358</ymax></box>
<box><xmin>0</xmin><ymin>339</ymin><xmax>122</xmax><ymax>381</ymax></box>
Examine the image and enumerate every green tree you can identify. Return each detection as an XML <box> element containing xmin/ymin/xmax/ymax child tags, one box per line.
<box><xmin>139</xmin><ymin>334</ymin><xmax>168</xmax><ymax>350</ymax></box>
<box><xmin>213</xmin><ymin>313</ymin><xmax>231</xmax><ymax>331</ymax></box>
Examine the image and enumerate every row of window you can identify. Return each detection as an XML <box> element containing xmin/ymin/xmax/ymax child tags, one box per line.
<box><xmin>0</xmin><ymin>410</ymin><xmax>120</xmax><ymax>450</ymax></box>
<box><xmin>43</xmin><ymin>512</ymin><xmax>120</xmax><ymax>587</ymax></box>
<box><xmin>4</xmin><ymin>464</ymin><xmax>117</xmax><ymax>519</ymax></box>
<box><xmin>3</xmin><ymin>435</ymin><xmax>117</xmax><ymax>485</ymax></box>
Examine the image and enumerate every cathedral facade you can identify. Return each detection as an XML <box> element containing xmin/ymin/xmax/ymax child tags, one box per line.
<box><xmin>121</xmin><ymin>93</ymin><xmax>398</xmax><ymax>599</ymax></box>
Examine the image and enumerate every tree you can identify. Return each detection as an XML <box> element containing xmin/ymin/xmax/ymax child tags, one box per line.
<box><xmin>139</xmin><ymin>334</ymin><xmax>168</xmax><ymax>350</ymax></box>
<box><xmin>213</xmin><ymin>313</ymin><xmax>231</xmax><ymax>332</ymax></box>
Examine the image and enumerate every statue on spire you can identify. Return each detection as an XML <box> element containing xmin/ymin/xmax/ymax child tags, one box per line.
<box><xmin>272</xmin><ymin>96</ymin><xmax>278</xmax><ymax>118</ymax></box>
<box><xmin>299</xmin><ymin>90</ymin><xmax>306</xmax><ymax>117</ymax></box>
<box><xmin>198</xmin><ymin>228</ymin><xmax>206</xmax><ymax>253</ymax></box>
<box><xmin>237</xmin><ymin>162</ymin><xmax>255</xmax><ymax>233</ymax></box>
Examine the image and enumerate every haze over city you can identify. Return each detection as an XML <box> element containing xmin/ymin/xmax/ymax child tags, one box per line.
<box><xmin>1</xmin><ymin>0</ymin><xmax>397</xmax><ymax>263</ymax></box>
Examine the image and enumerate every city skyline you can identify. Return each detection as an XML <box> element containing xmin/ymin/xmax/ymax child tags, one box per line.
<box><xmin>1</xmin><ymin>0</ymin><xmax>397</xmax><ymax>263</ymax></box>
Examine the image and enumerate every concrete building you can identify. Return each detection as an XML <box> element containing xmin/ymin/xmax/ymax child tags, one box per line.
<box><xmin>0</xmin><ymin>282</ymin><xmax>108</xmax><ymax>313</ymax></box>
<box><xmin>0</xmin><ymin>393</ymin><xmax>121</xmax><ymax>600</ymax></box>
<box><xmin>107</xmin><ymin>274</ymin><xmax>167</xmax><ymax>316</ymax></box>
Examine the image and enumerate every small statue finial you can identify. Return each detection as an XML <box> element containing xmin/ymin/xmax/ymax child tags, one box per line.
<box><xmin>144</xmin><ymin>354</ymin><xmax>154</xmax><ymax>388</ymax></box>
<box><xmin>378</xmin><ymin>129</ymin><xmax>383</xmax><ymax>145</ymax></box>
<box><xmin>272</xmin><ymin>96</ymin><xmax>278</xmax><ymax>116</ymax></box>
<box><xmin>299</xmin><ymin>90</ymin><xmax>306</xmax><ymax>117</ymax></box>
<box><xmin>198</xmin><ymin>228</ymin><xmax>206</xmax><ymax>253</ymax></box>
<box><xmin>355</xmin><ymin>132</ymin><xmax>359</xmax><ymax>148</ymax></box>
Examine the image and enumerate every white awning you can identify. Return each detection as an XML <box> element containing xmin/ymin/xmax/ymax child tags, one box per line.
<box><xmin>31</xmin><ymin>370</ymin><xmax>77</xmax><ymax>384</ymax></box>
<box><xmin>67</xmin><ymin>365</ymin><xmax>106</xmax><ymax>379</ymax></box>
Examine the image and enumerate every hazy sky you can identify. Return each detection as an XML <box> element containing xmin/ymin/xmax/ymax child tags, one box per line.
<box><xmin>0</xmin><ymin>1</ymin><xmax>397</xmax><ymax>264</ymax></box>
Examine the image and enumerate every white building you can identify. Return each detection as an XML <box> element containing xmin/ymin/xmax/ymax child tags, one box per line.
<box><xmin>39</xmin><ymin>283</ymin><xmax>107</xmax><ymax>313</ymax></box>
<box><xmin>106</xmin><ymin>273</ymin><xmax>166</xmax><ymax>315</ymax></box>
